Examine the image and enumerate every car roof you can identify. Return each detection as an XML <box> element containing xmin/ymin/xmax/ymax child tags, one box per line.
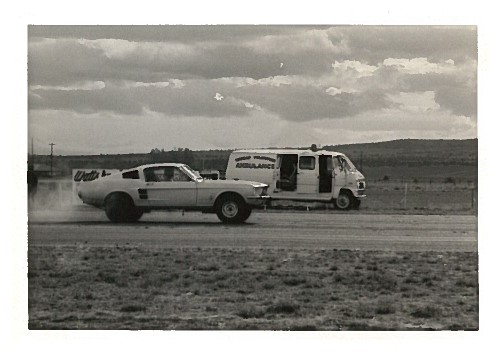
<box><xmin>117</xmin><ymin>163</ymin><xmax>186</xmax><ymax>173</ymax></box>
<box><xmin>138</xmin><ymin>163</ymin><xmax>186</xmax><ymax>169</ymax></box>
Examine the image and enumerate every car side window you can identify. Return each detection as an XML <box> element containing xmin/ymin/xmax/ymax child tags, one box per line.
<box><xmin>144</xmin><ymin>167</ymin><xmax>191</xmax><ymax>182</ymax></box>
<box><xmin>144</xmin><ymin>167</ymin><xmax>172</xmax><ymax>182</ymax></box>
<box><xmin>122</xmin><ymin>170</ymin><xmax>139</xmax><ymax>179</ymax></box>
<box><xmin>172</xmin><ymin>167</ymin><xmax>191</xmax><ymax>182</ymax></box>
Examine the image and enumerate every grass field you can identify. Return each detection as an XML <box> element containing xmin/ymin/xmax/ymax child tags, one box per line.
<box><xmin>28</xmin><ymin>177</ymin><xmax>479</xmax><ymax>330</ymax></box>
<box><xmin>28</xmin><ymin>245</ymin><xmax>478</xmax><ymax>330</ymax></box>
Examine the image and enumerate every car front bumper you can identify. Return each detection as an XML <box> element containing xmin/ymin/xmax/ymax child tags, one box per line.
<box><xmin>246</xmin><ymin>194</ymin><xmax>271</xmax><ymax>206</ymax></box>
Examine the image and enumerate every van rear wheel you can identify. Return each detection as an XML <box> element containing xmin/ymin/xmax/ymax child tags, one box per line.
<box><xmin>215</xmin><ymin>194</ymin><xmax>250</xmax><ymax>224</ymax></box>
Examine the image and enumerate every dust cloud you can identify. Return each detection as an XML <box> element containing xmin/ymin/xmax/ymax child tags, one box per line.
<box><xmin>28</xmin><ymin>178</ymin><xmax>89</xmax><ymax>222</ymax></box>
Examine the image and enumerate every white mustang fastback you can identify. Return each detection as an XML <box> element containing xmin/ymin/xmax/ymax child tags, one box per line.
<box><xmin>77</xmin><ymin>163</ymin><xmax>269</xmax><ymax>223</ymax></box>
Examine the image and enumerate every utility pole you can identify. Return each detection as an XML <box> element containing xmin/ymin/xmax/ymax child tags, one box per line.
<box><xmin>30</xmin><ymin>138</ymin><xmax>34</xmax><ymax>168</ymax></box>
<box><xmin>49</xmin><ymin>143</ymin><xmax>55</xmax><ymax>177</ymax></box>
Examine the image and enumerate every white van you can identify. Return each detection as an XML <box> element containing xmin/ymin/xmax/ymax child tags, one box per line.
<box><xmin>226</xmin><ymin>147</ymin><xmax>366</xmax><ymax>209</ymax></box>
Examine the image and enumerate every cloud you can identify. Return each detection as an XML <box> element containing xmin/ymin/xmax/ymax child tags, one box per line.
<box><xmin>332</xmin><ymin>60</ymin><xmax>377</xmax><ymax>77</ymax></box>
<box><xmin>328</xmin><ymin>26</ymin><xmax>477</xmax><ymax>64</ymax></box>
<box><xmin>28</xmin><ymin>25</ymin><xmax>310</xmax><ymax>43</ymax></box>
<box><xmin>30</xmin><ymin>81</ymin><xmax>106</xmax><ymax>91</ymax></box>
<box><xmin>27</xmin><ymin>26</ymin><xmax>477</xmax><ymax>154</ymax></box>
<box><xmin>325</xmin><ymin>87</ymin><xmax>342</xmax><ymax>96</ymax></box>
<box><xmin>232</xmin><ymin>84</ymin><xmax>392</xmax><ymax>121</ymax></box>
<box><xmin>383</xmin><ymin>57</ymin><xmax>457</xmax><ymax>74</ymax></box>
<box><xmin>29</xmin><ymin>80</ymin><xmax>252</xmax><ymax>117</ymax></box>
<box><xmin>387</xmin><ymin>91</ymin><xmax>440</xmax><ymax>112</ymax></box>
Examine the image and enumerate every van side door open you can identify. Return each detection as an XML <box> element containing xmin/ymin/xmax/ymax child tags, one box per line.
<box><xmin>318</xmin><ymin>155</ymin><xmax>333</xmax><ymax>193</ymax></box>
<box><xmin>277</xmin><ymin>154</ymin><xmax>298</xmax><ymax>191</ymax></box>
<box><xmin>296</xmin><ymin>155</ymin><xmax>318</xmax><ymax>194</ymax></box>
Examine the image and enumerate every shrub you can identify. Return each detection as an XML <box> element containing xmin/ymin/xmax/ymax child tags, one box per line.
<box><xmin>444</xmin><ymin>177</ymin><xmax>456</xmax><ymax>184</ymax></box>
<box><xmin>120</xmin><ymin>304</ymin><xmax>146</xmax><ymax>313</ymax></box>
<box><xmin>283</xmin><ymin>276</ymin><xmax>307</xmax><ymax>286</ymax></box>
<box><xmin>266</xmin><ymin>301</ymin><xmax>299</xmax><ymax>315</ymax></box>
<box><xmin>410</xmin><ymin>305</ymin><xmax>441</xmax><ymax>318</ymax></box>
<box><xmin>197</xmin><ymin>263</ymin><xmax>219</xmax><ymax>271</ymax></box>
<box><xmin>375</xmin><ymin>299</ymin><xmax>396</xmax><ymax>315</ymax></box>
<box><xmin>355</xmin><ymin>303</ymin><xmax>374</xmax><ymax>319</ymax></box>
<box><xmin>236</xmin><ymin>306</ymin><xmax>266</xmax><ymax>319</ymax></box>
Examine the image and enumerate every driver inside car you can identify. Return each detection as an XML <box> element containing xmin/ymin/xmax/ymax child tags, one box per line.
<box><xmin>172</xmin><ymin>168</ymin><xmax>190</xmax><ymax>181</ymax></box>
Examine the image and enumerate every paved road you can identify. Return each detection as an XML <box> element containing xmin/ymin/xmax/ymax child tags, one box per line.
<box><xmin>28</xmin><ymin>207</ymin><xmax>477</xmax><ymax>252</ymax></box>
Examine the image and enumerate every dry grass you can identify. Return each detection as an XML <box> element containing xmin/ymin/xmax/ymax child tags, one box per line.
<box><xmin>28</xmin><ymin>245</ymin><xmax>478</xmax><ymax>330</ymax></box>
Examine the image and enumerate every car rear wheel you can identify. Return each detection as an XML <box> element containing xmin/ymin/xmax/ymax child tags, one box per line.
<box><xmin>105</xmin><ymin>193</ymin><xmax>143</xmax><ymax>222</ymax></box>
<box><xmin>215</xmin><ymin>194</ymin><xmax>250</xmax><ymax>224</ymax></box>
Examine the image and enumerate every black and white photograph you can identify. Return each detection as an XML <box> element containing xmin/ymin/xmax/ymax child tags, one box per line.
<box><xmin>6</xmin><ymin>1</ymin><xmax>497</xmax><ymax>350</ymax></box>
<box><xmin>26</xmin><ymin>23</ymin><xmax>478</xmax><ymax>330</ymax></box>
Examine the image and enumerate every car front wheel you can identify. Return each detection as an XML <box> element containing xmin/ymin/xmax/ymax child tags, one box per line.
<box><xmin>215</xmin><ymin>194</ymin><xmax>250</xmax><ymax>224</ymax></box>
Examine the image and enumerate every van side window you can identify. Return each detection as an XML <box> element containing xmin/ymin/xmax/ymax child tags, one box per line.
<box><xmin>299</xmin><ymin>156</ymin><xmax>315</xmax><ymax>170</ymax></box>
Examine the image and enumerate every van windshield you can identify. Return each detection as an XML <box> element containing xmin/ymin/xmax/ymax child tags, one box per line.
<box><xmin>336</xmin><ymin>156</ymin><xmax>357</xmax><ymax>172</ymax></box>
<box><xmin>343</xmin><ymin>156</ymin><xmax>357</xmax><ymax>171</ymax></box>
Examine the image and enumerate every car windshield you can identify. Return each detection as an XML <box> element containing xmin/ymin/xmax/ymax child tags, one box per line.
<box><xmin>181</xmin><ymin>165</ymin><xmax>203</xmax><ymax>181</ymax></box>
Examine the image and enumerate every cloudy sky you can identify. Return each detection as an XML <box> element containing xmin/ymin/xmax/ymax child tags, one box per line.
<box><xmin>28</xmin><ymin>25</ymin><xmax>477</xmax><ymax>155</ymax></box>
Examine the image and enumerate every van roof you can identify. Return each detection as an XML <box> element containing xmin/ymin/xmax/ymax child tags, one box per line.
<box><xmin>233</xmin><ymin>149</ymin><xmax>344</xmax><ymax>156</ymax></box>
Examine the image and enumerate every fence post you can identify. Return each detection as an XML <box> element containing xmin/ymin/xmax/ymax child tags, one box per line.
<box><xmin>403</xmin><ymin>183</ymin><xmax>408</xmax><ymax>209</ymax></box>
<box><xmin>471</xmin><ymin>188</ymin><xmax>475</xmax><ymax>210</ymax></box>
<box><xmin>58</xmin><ymin>182</ymin><xmax>63</xmax><ymax>209</ymax></box>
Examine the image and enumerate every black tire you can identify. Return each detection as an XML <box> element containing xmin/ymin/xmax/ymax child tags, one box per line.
<box><xmin>335</xmin><ymin>191</ymin><xmax>353</xmax><ymax>210</ymax></box>
<box><xmin>215</xmin><ymin>194</ymin><xmax>250</xmax><ymax>224</ymax></box>
<box><xmin>105</xmin><ymin>193</ymin><xmax>143</xmax><ymax>222</ymax></box>
<box><xmin>240</xmin><ymin>207</ymin><xmax>252</xmax><ymax>222</ymax></box>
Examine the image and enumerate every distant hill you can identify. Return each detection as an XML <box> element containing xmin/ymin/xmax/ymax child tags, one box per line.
<box><xmin>323</xmin><ymin>139</ymin><xmax>477</xmax><ymax>168</ymax></box>
<box><xmin>30</xmin><ymin>139</ymin><xmax>477</xmax><ymax>182</ymax></box>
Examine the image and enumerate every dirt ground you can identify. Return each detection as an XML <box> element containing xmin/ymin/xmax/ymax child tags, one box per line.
<box><xmin>27</xmin><ymin>179</ymin><xmax>478</xmax><ymax>330</ymax></box>
<box><xmin>28</xmin><ymin>245</ymin><xmax>478</xmax><ymax>330</ymax></box>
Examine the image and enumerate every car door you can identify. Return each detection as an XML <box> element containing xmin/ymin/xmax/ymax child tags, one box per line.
<box><xmin>143</xmin><ymin>166</ymin><xmax>197</xmax><ymax>207</ymax></box>
<box><xmin>296</xmin><ymin>155</ymin><xmax>318</xmax><ymax>194</ymax></box>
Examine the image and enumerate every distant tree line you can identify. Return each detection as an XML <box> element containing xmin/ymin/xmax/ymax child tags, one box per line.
<box><xmin>30</xmin><ymin>139</ymin><xmax>477</xmax><ymax>179</ymax></box>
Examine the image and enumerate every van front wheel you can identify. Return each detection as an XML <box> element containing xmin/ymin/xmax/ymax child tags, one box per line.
<box><xmin>335</xmin><ymin>191</ymin><xmax>353</xmax><ymax>210</ymax></box>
